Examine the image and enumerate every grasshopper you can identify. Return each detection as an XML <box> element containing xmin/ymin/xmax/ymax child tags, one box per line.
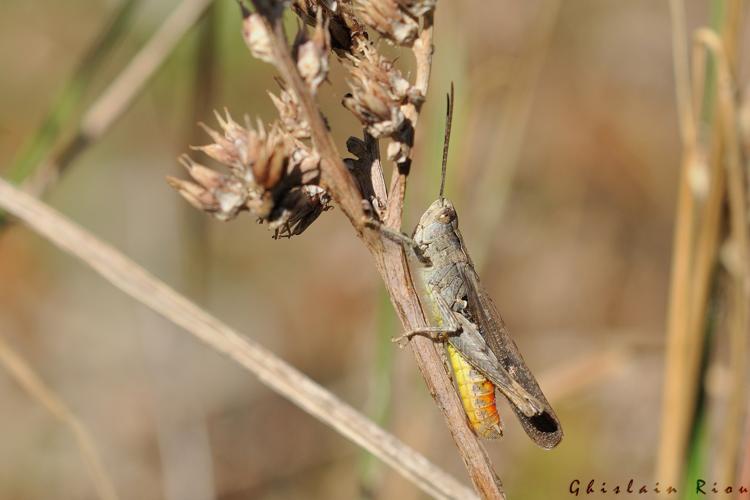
<box><xmin>367</xmin><ymin>85</ymin><xmax>563</xmax><ymax>449</ymax></box>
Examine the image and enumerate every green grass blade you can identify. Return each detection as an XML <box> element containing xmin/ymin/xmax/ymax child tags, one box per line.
<box><xmin>7</xmin><ymin>0</ymin><xmax>141</xmax><ymax>184</ymax></box>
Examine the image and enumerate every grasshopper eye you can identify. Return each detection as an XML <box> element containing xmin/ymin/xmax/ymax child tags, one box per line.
<box><xmin>437</xmin><ymin>207</ymin><xmax>456</xmax><ymax>224</ymax></box>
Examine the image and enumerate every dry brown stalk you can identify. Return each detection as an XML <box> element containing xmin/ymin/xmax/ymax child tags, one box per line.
<box><xmin>694</xmin><ymin>29</ymin><xmax>748</xmax><ymax>486</ymax></box>
<box><xmin>0</xmin><ymin>335</ymin><xmax>119</xmax><ymax>500</ymax></box>
<box><xmin>0</xmin><ymin>176</ymin><xmax>476</xmax><ymax>500</ymax></box>
<box><xmin>656</xmin><ymin>0</ymin><xmax>700</xmax><ymax>482</ymax></box>
<box><xmin>243</xmin><ymin>4</ymin><xmax>506</xmax><ymax>497</ymax></box>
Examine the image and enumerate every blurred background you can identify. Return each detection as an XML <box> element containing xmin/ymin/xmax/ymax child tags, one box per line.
<box><xmin>0</xmin><ymin>0</ymin><xmax>748</xmax><ymax>498</ymax></box>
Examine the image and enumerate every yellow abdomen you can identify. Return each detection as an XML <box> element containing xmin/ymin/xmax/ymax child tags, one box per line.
<box><xmin>447</xmin><ymin>344</ymin><xmax>503</xmax><ymax>439</ymax></box>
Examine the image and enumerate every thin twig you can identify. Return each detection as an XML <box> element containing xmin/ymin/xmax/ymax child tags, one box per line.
<box><xmin>252</xmin><ymin>7</ymin><xmax>506</xmax><ymax>498</ymax></box>
<box><xmin>0</xmin><ymin>336</ymin><xmax>119</xmax><ymax>500</ymax></box>
<box><xmin>23</xmin><ymin>0</ymin><xmax>217</xmax><ymax>199</ymax></box>
<box><xmin>0</xmin><ymin>176</ymin><xmax>476</xmax><ymax>500</ymax></box>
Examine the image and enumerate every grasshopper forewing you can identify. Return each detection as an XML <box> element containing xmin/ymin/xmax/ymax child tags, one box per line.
<box><xmin>461</xmin><ymin>261</ymin><xmax>563</xmax><ymax>448</ymax></box>
<box><xmin>369</xmin><ymin>84</ymin><xmax>563</xmax><ymax>449</ymax></box>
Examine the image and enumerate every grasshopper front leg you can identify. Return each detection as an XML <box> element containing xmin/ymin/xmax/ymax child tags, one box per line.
<box><xmin>362</xmin><ymin>218</ymin><xmax>432</xmax><ymax>266</ymax></box>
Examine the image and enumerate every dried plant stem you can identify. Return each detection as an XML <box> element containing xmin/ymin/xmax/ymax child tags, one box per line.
<box><xmin>23</xmin><ymin>0</ymin><xmax>216</xmax><ymax>199</ymax></box>
<box><xmin>668</xmin><ymin>0</ymin><xmax>697</xmax><ymax>146</ymax></box>
<box><xmin>657</xmin><ymin>0</ymin><xmax>706</xmax><ymax>482</ymax></box>
<box><xmin>0</xmin><ymin>177</ymin><xmax>475</xmax><ymax>500</ymax></box>
<box><xmin>695</xmin><ymin>28</ymin><xmax>748</xmax><ymax>485</ymax></box>
<box><xmin>264</xmin><ymin>17</ymin><xmax>365</xmax><ymax>228</ymax></box>
<box><xmin>254</xmin><ymin>9</ymin><xmax>506</xmax><ymax>498</ymax></box>
<box><xmin>385</xmin><ymin>12</ymin><xmax>433</xmax><ymax>226</ymax></box>
<box><xmin>250</xmin><ymin>4</ymin><xmax>505</xmax><ymax>498</ymax></box>
<box><xmin>658</xmin><ymin>4</ymin><xmax>745</xmax><ymax>486</ymax></box>
<box><xmin>0</xmin><ymin>336</ymin><xmax>118</xmax><ymax>500</ymax></box>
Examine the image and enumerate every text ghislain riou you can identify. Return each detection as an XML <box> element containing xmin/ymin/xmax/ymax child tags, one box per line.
<box><xmin>570</xmin><ymin>479</ymin><xmax>750</xmax><ymax>495</ymax></box>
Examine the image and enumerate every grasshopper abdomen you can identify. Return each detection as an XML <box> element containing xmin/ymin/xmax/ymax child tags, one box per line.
<box><xmin>447</xmin><ymin>344</ymin><xmax>503</xmax><ymax>439</ymax></box>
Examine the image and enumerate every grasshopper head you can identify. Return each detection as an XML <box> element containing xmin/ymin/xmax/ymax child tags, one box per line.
<box><xmin>413</xmin><ymin>197</ymin><xmax>459</xmax><ymax>244</ymax></box>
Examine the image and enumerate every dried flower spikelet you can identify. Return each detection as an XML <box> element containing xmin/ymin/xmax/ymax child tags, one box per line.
<box><xmin>294</xmin><ymin>10</ymin><xmax>331</xmax><ymax>93</ymax></box>
<box><xmin>242</xmin><ymin>12</ymin><xmax>275</xmax><ymax>63</ymax></box>
<box><xmin>170</xmin><ymin>111</ymin><xmax>331</xmax><ymax>236</ymax></box>
<box><xmin>342</xmin><ymin>41</ymin><xmax>415</xmax><ymax>137</ymax></box>
<box><xmin>289</xmin><ymin>143</ymin><xmax>323</xmax><ymax>184</ymax></box>
<box><xmin>269</xmin><ymin>87</ymin><xmax>311</xmax><ymax>139</ymax></box>
<box><xmin>395</xmin><ymin>0</ymin><xmax>436</xmax><ymax>17</ymax></box>
<box><xmin>354</xmin><ymin>0</ymin><xmax>418</xmax><ymax>46</ymax></box>
<box><xmin>250</xmin><ymin>125</ymin><xmax>288</xmax><ymax>189</ymax></box>
<box><xmin>168</xmin><ymin>156</ymin><xmax>248</xmax><ymax>221</ymax></box>
<box><xmin>194</xmin><ymin>110</ymin><xmax>251</xmax><ymax>171</ymax></box>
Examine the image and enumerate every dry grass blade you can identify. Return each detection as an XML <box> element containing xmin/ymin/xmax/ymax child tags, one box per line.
<box><xmin>657</xmin><ymin>0</ymin><xmax>706</xmax><ymax>484</ymax></box>
<box><xmin>0</xmin><ymin>336</ymin><xmax>118</xmax><ymax>500</ymax></box>
<box><xmin>0</xmin><ymin>176</ymin><xmax>476</xmax><ymax>500</ymax></box>
<box><xmin>694</xmin><ymin>28</ymin><xmax>748</xmax><ymax>485</ymax></box>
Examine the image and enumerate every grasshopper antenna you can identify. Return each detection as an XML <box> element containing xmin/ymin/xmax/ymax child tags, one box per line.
<box><xmin>439</xmin><ymin>82</ymin><xmax>455</xmax><ymax>201</ymax></box>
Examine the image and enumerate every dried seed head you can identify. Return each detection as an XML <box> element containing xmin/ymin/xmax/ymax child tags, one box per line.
<box><xmin>395</xmin><ymin>0</ymin><xmax>436</xmax><ymax>17</ymax></box>
<box><xmin>170</xmin><ymin>111</ymin><xmax>331</xmax><ymax>236</ymax></box>
<box><xmin>269</xmin><ymin>86</ymin><xmax>311</xmax><ymax>139</ymax></box>
<box><xmin>250</xmin><ymin>125</ymin><xmax>289</xmax><ymax>190</ymax></box>
<box><xmin>343</xmin><ymin>40</ymin><xmax>416</xmax><ymax>137</ymax></box>
<box><xmin>168</xmin><ymin>156</ymin><xmax>248</xmax><ymax>221</ymax></box>
<box><xmin>294</xmin><ymin>10</ymin><xmax>331</xmax><ymax>93</ymax></box>
<box><xmin>193</xmin><ymin>110</ymin><xmax>256</xmax><ymax>179</ymax></box>
<box><xmin>242</xmin><ymin>13</ymin><xmax>275</xmax><ymax>63</ymax></box>
<box><xmin>354</xmin><ymin>0</ymin><xmax>418</xmax><ymax>46</ymax></box>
